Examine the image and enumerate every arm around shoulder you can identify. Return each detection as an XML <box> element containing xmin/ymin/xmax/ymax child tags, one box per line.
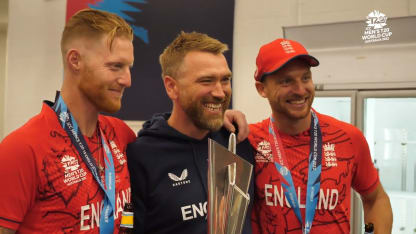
<box><xmin>361</xmin><ymin>183</ymin><xmax>393</xmax><ymax>234</ymax></box>
<box><xmin>223</xmin><ymin>109</ymin><xmax>249</xmax><ymax>143</ymax></box>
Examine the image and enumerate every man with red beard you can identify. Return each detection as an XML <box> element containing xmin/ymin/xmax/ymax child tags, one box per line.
<box><xmin>249</xmin><ymin>38</ymin><xmax>393</xmax><ymax>234</ymax></box>
<box><xmin>0</xmin><ymin>9</ymin><xmax>136</xmax><ymax>233</ymax></box>
<box><xmin>126</xmin><ymin>31</ymin><xmax>254</xmax><ymax>234</ymax></box>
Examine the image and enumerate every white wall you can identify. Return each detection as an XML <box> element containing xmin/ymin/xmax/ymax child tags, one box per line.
<box><xmin>0</xmin><ymin>30</ymin><xmax>6</xmax><ymax>139</ymax></box>
<box><xmin>3</xmin><ymin>0</ymin><xmax>66</xmax><ymax>138</ymax></box>
<box><xmin>2</xmin><ymin>0</ymin><xmax>416</xmax><ymax>137</ymax></box>
<box><xmin>0</xmin><ymin>0</ymin><xmax>8</xmax><ymax>139</ymax></box>
<box><xmin>233</xmin><ymin>0</ymin><xmax>416</xmax><ymax>123</ymax></box>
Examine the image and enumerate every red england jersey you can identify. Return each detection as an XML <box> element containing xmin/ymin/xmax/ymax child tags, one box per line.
<box><xmin>248</xmin><ymin>112</ymin><xmax>379</xmax><ymax>234</ymax></box>
<box><xmin>0</xmin><ymin>103</ymin><xmax>136</xmax><ymax>233</ymax></box>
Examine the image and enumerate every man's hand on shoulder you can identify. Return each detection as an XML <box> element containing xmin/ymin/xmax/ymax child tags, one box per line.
<box><xmin>223</xmin><ymin>109</ymin><xmax>249</xmax><ymax>143</ymax></box>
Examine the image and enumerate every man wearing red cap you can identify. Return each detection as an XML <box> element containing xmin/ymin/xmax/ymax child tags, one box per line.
<box><xmin>249</xmin><ymin>38</ymin><xmax>393</xmax><ymax>234</ymax></box>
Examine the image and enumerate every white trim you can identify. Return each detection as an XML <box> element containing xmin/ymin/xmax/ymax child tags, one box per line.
<box><xmin>123</xmin><ymin>120</ymin><xmax>145</xmax><ymax>136</ymax></box>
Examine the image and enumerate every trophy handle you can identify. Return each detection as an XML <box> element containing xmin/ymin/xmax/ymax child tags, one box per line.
<box><xmin>228</xmin><ymin>133</ymin><xmax>236</xmax><ymax>154</ymax></box>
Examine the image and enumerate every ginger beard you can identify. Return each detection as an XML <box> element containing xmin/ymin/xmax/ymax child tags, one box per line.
<box><xmin>76</xmin><ymin>36</ymin><xmax>133</xmax><ymax>114</ymax></box>
<box><xmin>178</xmin><ymin>90</ymin><xmax>231</xmax><ymax>132</ymax></box>
<box><xmin>79</xmin><ymin>64</ymin><xmax>124</xmax><ymax>113</ymax></box>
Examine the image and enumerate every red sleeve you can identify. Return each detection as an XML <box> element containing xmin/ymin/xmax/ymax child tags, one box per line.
<box><xmin>0</xmin><ymin>133</ymin><xmax>38</xmax><ymax>230</ymax></box>
<box><xmin>116</xmin><ymin>119</ymin><xmax>136</xmax><ymax>146</ymax></box>
<box><xmin>102</xmin><ymin>116</ymin><xmax>136</xmax><ymax>148</ymax></box>
<box><xmin>248</xmin><ymin>120</ymin><xmax>269</xmax><ymax>147</ymax></box>
<box><xmin>350</xmin><ymin>127</ymin><xmax>379</xmax><ymax>195</ymax></box>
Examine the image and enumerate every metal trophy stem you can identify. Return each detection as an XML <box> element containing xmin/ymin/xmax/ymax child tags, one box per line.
<box><xmin>208</xmin><ymin>133</ymin><xmax>253</xmax><ymax>234</ymax></box>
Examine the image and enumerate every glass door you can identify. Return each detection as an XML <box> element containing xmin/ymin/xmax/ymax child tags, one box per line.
<box><xmin>313</xmin><ymin>91</ymin><xmax>356</xmax><ymax>124</ymax></box>
<box><xmin>357</xmin><ymin>90</ymin><xmax>416</xmax><ymax>234</ymax></box>
<box><xmin>313</xmin><ymin>91</ymin><xmax>361</xmax><ymax>233</ymax></box>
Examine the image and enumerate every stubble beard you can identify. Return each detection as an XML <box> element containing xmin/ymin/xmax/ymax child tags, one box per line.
<box><xmin>79</xmin><ymin>67</ymin><xmax>122</xmax><ymax>114</ymax></box>
<box><xmin>270</xmin><ymin>94</ymin><xmax>314</xmax><ymax>121</ymax></box>
<box><xmin>181</xmin><ymin>95</ymin><xmax>231</xmax><ymax>132</ymax></box>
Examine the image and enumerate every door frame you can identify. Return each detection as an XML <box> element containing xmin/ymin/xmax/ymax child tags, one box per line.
<box><xmin>315</xmin><ymin>90</ymin><xmax>357</xmax><ymax>126</ymax></box>
<box><xmin>356</xmin><ymin>90</ymin><xmax>416</xmax><ymax>130</ymax></box>
<box><xmin>316</xmin><ymin>89</ymin><xmax>416</xmax><ymax>233</ymax></box>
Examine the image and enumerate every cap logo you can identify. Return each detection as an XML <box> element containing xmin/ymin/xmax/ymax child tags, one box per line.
<box><xmin>280</xmin><ymin>40</ymin><xmax>295</xmax><ymax>54</ymax></box>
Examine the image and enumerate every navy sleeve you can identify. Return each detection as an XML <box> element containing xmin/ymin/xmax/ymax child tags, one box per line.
<box><xmin>126</xmin><ymin>141</ymin><xmax>147</xmax><ymax>234</ymax></box>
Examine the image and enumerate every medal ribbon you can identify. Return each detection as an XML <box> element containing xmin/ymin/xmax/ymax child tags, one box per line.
<box><xmin>52</xmin><ymin>92</ymin><xmax>116</xmax><ymax>233</ymax></box>
<box><xmin>268</xmin><ymin>111</ymin><xmax>322</xmax><ymax>234</ymax></box>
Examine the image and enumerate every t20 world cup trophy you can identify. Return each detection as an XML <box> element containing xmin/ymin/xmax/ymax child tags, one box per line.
<box><xmin>208</xmin><ymin>133</ymin><xmax>253</xmax><ymax>234</ymax></box>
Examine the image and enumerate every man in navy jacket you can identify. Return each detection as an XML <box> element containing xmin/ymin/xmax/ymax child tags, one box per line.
<box><xmin>127</xmin><ymin>31</ymin><xmax>254</xmax><ymax>234</ymax></box>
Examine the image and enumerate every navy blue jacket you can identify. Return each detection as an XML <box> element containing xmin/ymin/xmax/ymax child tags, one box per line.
<box><xmin>127</xmin><ymin>113</ymin><xmax>254</xmax><ymax>234</ymax></box>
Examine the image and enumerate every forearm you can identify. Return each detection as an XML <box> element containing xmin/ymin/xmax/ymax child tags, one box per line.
<box><xmin>362</xmin><ymin>187</ymin><xmax>393</xmax><ymax>234</ymax></box>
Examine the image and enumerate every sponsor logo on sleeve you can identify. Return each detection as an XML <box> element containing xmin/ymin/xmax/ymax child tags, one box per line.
<box><xmin>109</xmin><ymin>140</ymin><xmax>127</xmax><ymax>165</ymax></box>
<box><xmin>255</xmin><ymin>140</ymin><xmax>274</xmax><ymax>163</ymax></box>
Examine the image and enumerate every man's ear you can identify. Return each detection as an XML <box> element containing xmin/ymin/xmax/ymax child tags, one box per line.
<box><xmin>66</xmin><ymin>49</ymin><xmax>82</xmax><ymax>72</ymax></box>
<box><xmin>255</xmin><ymin>81</ymin><xmax>268</xmax><ymax>98</ymax></box>
<box><xmin>163</xmin><ymin>76</ymin><xmax>178</xmax><ymax>100</ymax></box>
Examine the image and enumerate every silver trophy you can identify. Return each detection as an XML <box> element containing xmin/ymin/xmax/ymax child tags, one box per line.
<box><xmin>208</xmin><ymin>133</ymin><xmax>253</xmax><ymax>234</ymax></box>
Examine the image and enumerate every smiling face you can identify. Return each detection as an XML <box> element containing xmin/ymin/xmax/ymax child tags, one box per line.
<box><xmin>175</xmin><ymin>50</ymin><xmax>232</xmax><ymax>132</ymax></box>
<box><xmin>256</xmin><ymin>58</ymin><xmax>315</xmax><ymax>123</ymax></box>
<box><xmin>78</xmin><ymin>35</ymin><xmax>134</xmax><ymax>113</ymax></box>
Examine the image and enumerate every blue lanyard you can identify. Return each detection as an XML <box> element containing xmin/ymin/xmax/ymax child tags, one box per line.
<box><xmin>52</xmin><ymin>92</ymin><xmax>116</xmax><ymax>233</ymax></box>
<box><xmin>268</xmin><ymin>111</ymin><xmax>322</xmax><ymax>234</ymax></box>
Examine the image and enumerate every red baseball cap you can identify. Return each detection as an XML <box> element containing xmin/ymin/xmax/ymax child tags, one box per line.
<box><xmin>254</xmin><ymin>38</ymin><xmax>319</xmax><ymax>82</ymax></box>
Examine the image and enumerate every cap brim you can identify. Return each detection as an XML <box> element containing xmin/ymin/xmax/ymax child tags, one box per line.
<box><xmin>260</xmin><ymin>54</ymin><xmax>319</xmax><ymax>82</ymax></box>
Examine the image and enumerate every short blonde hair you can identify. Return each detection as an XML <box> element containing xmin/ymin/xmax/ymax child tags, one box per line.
<box><xmin>61</xmin><ymin>8</ymin><xmax>133</xmax><ymax>55</ymax></box>
<box><xmin>159</xmin><ymin>31</ymin><xmax>228</xmax><ymax>78</ymax></box>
